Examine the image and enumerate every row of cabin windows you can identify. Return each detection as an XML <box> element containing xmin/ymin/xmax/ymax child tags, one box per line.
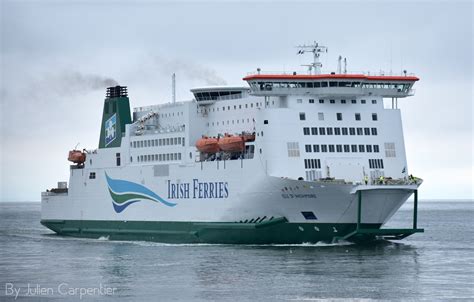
<box><xmin>304</xmin><ymin>159</ymin><xmax>321</xmax><ymax>169</ymax></box>
<box><xmin>200</xmin><ymin>101</ymin><xmax>274</xmax><ymax>114</ymax></box>
<box><xmin>159</xmin><ymin>112</ymin><xmax>183</xmax><ymax>118</ymax></box>
<box><xmin>207</xmin><ymin>118</ymin><xmax>254</xmax><ymax>127</ymax></box>
<box><xmin>300</xmin><ymin>112</ymin><xmax>377</xmax><ymax>121</ymax></box>
<box><xmin>136</xmin><ymin>153</ymin><xmax>181</xmax><ymax>163</ymax></box>
<box><xmin>131</xmin><ymin>137</ymin><xmax>185</xmax><ymax>148</ymax></box>
<box><xmin>303</xmin><ymin>127</ymin><xmax>378</xmax><ymax>136</ymax></box>
<box><xmin>305</xmin><ymin>144</ymin><xmax>380</xmax><ymax>153</ymax></box>
<box><xmin>303</xmin><ymin>99</ymin><xmax>377</xmax><ymax>105</ymax></box>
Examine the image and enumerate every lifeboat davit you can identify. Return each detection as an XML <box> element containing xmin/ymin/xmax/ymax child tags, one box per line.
<box><xmin>218</xmin><ymin>134</ymin><xmax>244</xmax><ymax>152</ymax></box>
<box><xmin>196</xmin><ymin>136</ymin><xmax>220</xmax><ymax>153</ymax></box>
<box><xmin>241</xmin><ymin>132</ymin><xmax>255</xmax><ymax>142</ymax></box>
<box><xmin>68</xmin><ymin>150</ymin><xmax>86</xmax><ymax>164</ymax></box>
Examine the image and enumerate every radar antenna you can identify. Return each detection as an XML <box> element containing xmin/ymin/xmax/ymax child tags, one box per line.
<box><xmin>296</xmin><ymin>41</ymin><xmax>328</xmax><ymax>75</ymax></box>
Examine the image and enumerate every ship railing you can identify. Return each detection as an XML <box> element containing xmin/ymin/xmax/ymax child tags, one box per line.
<box><xmin>313</xmin><ymin>177</ymin><xmax>422</xmax><ymax>186</ymax></box>
<box><xmin>246</xmin><ymin>69</ymin><xmax>417</xmax><ymax>77</ymax></box>
<box><xmin>41</xmin><ymin>191</ymin><xmax>68</xmax><ymax>196</ymax></box>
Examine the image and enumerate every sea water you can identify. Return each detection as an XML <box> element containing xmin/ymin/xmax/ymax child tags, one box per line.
<box><xmin>0</xmin><ymin>201</ymin><xmax>473</xmax><ymax>301</ymax></box>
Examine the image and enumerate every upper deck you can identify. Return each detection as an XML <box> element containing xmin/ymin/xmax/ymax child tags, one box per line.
<box><xmin>243</xmin><ymin>72</ymin><xmax>419</xmax><ymax>98</ymax></box>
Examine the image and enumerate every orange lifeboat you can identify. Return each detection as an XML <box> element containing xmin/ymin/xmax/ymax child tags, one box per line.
<box><xmin>196</xmin><ymin>136</ymin><xmax>220</xmax><ymax>153</ymax></box>
<box><xmin>218</xmin><ymin>134</ymin><xmax>244</xmax><ymax>152</ymax></box>
<box><xmin>68</xmin><ymin>150</ymin><xmax>86</xmax><ymax>164</ymax></box>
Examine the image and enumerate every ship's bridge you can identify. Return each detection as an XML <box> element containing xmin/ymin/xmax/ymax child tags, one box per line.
<box><xmin>243</xmin><ymin>73</ymin><xmax>419</xmax><ymax>98</ymax></box>
<box><xmin>191</xmin><ymin>86</ymin><xmax>250</xmax><ymax>105</ymax></box>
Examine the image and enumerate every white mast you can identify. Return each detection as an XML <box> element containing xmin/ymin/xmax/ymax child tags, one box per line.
<box><xmin>172</xmin><ymin>73</ymin><xmax>176</xmax><ymax>103</ymax></box>
<box><xmin>296</xmin><ymin>41</ymin><xmax>328</xmax><ymax>75</ymax></box>
<box><xmin>337</xmin><ymin>55</ymin><xmax>342</xmax><ymax>74</ymax></box>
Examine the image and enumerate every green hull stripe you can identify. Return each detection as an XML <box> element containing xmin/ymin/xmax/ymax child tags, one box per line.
<box><xmin>41</xmin><ymin>219</ymin><xmax>383</xmax><ymax>244</ymax></box>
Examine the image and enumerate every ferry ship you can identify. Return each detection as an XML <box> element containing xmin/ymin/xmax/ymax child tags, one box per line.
<box><xmin>41</xmin><ymin>42</ymin><xmax>424</xmax><ymax>243</ymax></box>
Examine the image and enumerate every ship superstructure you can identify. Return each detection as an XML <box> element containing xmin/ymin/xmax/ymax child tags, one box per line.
<box><xmin>41</xmin><ymin>43</ymin><xmax>423</xmax><ymax>243</ymax></box>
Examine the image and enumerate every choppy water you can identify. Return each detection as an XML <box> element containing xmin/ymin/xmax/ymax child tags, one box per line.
<box><xmin>0</xmin><ymin>201</ymin><xmax>473</xmax><ymax>301</ymax></box>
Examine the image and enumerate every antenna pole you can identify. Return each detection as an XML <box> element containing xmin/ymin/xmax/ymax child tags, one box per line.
<box><xmin>172</xmin><ymin>73</ymin><xmax>176</xmax><ymax>103</ymax></box>
<box><xmin>337</xmin><ymin>55</ymin><xmax>342</xmax><ymax>74</ymax></box>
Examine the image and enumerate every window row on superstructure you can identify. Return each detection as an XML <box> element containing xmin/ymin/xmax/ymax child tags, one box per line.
<box><xmin>305</xmin><ymin>144</ymin><xmax>380</xmax><ymax>153</ymax></box>
<box><xmin>299</xmin><ymin>98</ymin><xmax>378</xmax><ymax>105</ymax></box>
<box><xmin>251</xmin><ymin>81</ymin><xmax>411</xmax><ymax>92</ymax></box>
<box><xmin>207</xmin><ymin>118</ymin><xmax>255</xmax><ymax>127</ymax></box>
<box><xmin>130</xmin><ymin>137</ymin><xmax>185</xmax><ymax>148</ymax></box>
<box><xmin>159</xmin><ymin>111</ymin><xmax>184</xmax><ymax>118</ymax></box>
<box><xmin>303</xmin><ymin>127</ymin><xmax>378</xmax><ymax>136</ymax></box>
<box><xmin>135</xmin><ymin>153</ymin><xmax>182</xmax><ymax>163</ymax></box>
<box><xmin>304</xmin><ymin>158</ymin><xmax>385</xmax><ymax>171</ymax></box>
<box><xmin>200</xmin><ymin>101</ymin><xmax>272</xmax><ymax>114</ymax></box>
<box><xmin>300</xmin><ymin>112</ymin><xmax>378</xmax><ymax>121</ymax></box>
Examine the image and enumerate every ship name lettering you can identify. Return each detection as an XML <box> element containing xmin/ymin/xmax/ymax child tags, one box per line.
<box><xmin>167</xmin><ymin>179</ymin><xmax>229</xmax><ymax>199</ymax></box>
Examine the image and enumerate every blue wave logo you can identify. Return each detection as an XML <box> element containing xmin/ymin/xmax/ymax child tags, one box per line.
<box><xmin>105</xmin><ymin>173</ymin><xmax>176</xmax><ymax>213</ymax></box>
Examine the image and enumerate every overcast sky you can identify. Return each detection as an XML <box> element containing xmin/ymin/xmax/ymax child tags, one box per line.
<box><xmin>1</xmin><ymin>0</ymin><xmax>472</xmax><ymax>201</ymax></box>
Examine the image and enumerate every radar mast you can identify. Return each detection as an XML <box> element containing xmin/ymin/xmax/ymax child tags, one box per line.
<box><xmin>296</xmin><ymin>42</ymin><xmax>328</xmax><ymax>75</ymax></box>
